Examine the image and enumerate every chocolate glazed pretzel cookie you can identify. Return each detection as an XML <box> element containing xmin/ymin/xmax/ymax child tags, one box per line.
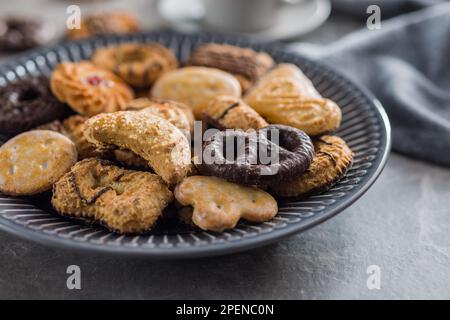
<box><xmin>199</xmin><ymin>124</ymin><xmax>314</xmax><ymax>186</ymax></box>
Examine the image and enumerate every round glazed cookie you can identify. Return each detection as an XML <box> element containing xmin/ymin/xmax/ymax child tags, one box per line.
<box><xmin>174</xmin><ymin>176</ymin><xmax>278</xmax><ymax>232</ymax></box>
<box><xmin>66</xmin><ymin>11</ymin><xmax>140</xmax><ymax>40</ymax></box>
<box><xmin>92</xmin><ymin>43</ymin><xmax>178</xmax><ymax>88</ymax></box>
<box><xmin>244</xmin><ymin>64</ymin><xmax>342</xmax><ymax>136</ymax></box>
<box><xmin>0</xmin><ymin>130</ymin><xmax>77</xmax><ymax>195</ymax></box>
<box><xmin>188</xmin><ymin>43</ymin><xmax>274</xmax><ymax>92</ymax></box>
<box><xmin>199</xmin><ymin>124</ymin><xmax>315</xmax><ymax>186</ymax></box>
<box><xmin>0</xmin><ymin>17</ymin><xmax>52</xmax><ymax>51</ymax></box>
<box><xmin>203</xmin><ymin>95</ymin><xmax>268</xmax><ymax>130</ymax></box>
<box><xmin>151</xmin><ymin>66</ymin><xmax>241</xmax><ymax>118</ymax></box>
<box><xmin>270</xmin><ymin>135</ymin><xmax>353</xmax><ymax>197</ymax></box>
<box><xmin>125</xmin><ymin>98</ymin><xmax>194</xmax><ymax>137</ymax></box>
<box><xmin>50</xmin><ymin>61</ymin><xmax>134</xmax><ymax>117</ymax></box>
<box><xmin>84</xmin><ymin>111</ymin><xmax>191</xmax><ymax>185</ymax></box>
<box><xmin>0</xmin><ymin>76</ymin><xmax>71</xmax><ymax>135</ymax></box>
<box><xmin>52</xmin><ymin>158</ymin><xmax>173</xmax><ymax>234</ymax></box>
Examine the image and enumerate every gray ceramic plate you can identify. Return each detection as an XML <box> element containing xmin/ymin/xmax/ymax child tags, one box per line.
<box><xmin>0</xmin><ymin>31</ymin><xmax>391</xmax><ymax>259</ymax></box>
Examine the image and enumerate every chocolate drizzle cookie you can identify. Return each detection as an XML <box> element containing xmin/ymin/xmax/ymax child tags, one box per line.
<box><xmin>66</xmin><ymin>11</ymin><xmax>140</xmax><ymax>40</ymax></box>
<box><xmin>188</xmin><ymin>43</ymin><xmax>274</xmax><ymax>92</ymax></box>
<box><xmin>199</xmin><ymin>124</ymin><xmax>314</xmax><ymax>186</ymax></box>
<box><xmin>0</xmin><ymin>76</ymin><xmax>71</xmax><ymax>135</ymax></box>
<box><xmin>270</xmin><ymin>135</ymin><xmax>353</xmax><ymax>197</ymax></box>
<box><xmin>92</xmin><ymin>43</ymin><xmax>178</xmax><ymax>88</ymax></box>
<box><xmin>52</xmin><ymin>158</ymin><xmax>173</xmax><ymax>234</ymax></box>
<box><xmin>203</xmin><ymin>95</ymin><xmax>268</xmax><ymax>130</ymax></box>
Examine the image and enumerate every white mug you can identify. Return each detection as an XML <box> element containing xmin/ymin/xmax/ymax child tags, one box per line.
<box><xmin>203</xmin><ymin>0</ymin><xmax>301</xmax><ymax>32</ymax></box>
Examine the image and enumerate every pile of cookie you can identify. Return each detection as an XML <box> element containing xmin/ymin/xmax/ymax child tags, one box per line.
<box><xmin>0</xmin><ymin>42</ymin><xmax>353</xmax><ymax>234</ymax></box>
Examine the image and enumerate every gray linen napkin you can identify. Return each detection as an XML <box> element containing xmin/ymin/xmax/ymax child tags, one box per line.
<box><xmin>293</xmin><ymin>2</ymin><xmax>450</xmax><ymax>167</ymax></box>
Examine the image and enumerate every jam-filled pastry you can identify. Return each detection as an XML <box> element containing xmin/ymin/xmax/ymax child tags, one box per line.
<box><xmin>50</xmin><ymin>61</ymin><xmax>134</xmax><ymax>117</ymax></box>
<box><xmin>188</xmin><ymin>43</ymin><xmax>274</xmax><ymax>92</ymax></box>
<box><xmin>270</xmin><ymin>135</ymin><xmax>353</xmax><ymax>197</ymax></box>
<box><xmin>92</xmin><ymin>43</ymin><xmax>178</xmax><ymax>88</ymax></box>
<box><xmin>151</xmin><ymin>66</ymin><xmax>241</xmax><ymax>119</ymax></box>
<box><xmin>66</xmin><ymin>11</ymin><xmax>140</xmax><ymax>40</ymax></box>
<box><xmin>244</xmin><ymin>63</ymin><xmax>341</xmax><ymax>136</ymax></box>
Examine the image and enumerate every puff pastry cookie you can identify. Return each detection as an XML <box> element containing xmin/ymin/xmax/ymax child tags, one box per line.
<box><xmin>244</xmin><ymin>63</ymin><xmax>341</xmax><ymax>136</ymax></box>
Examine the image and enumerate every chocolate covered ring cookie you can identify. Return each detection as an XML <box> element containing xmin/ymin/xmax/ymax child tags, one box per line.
<box><xmin>271</xmin><ymin>135</ymin><xmax>353</xmax><ymax>197</ymax></box>
<box><xmin>188</xmin><ymin>43</ymin><xmax>274</xmax><ymax>92</ymax></box>
<box><xmin>92</xmin><ymin>43</ymin><xmax>178</xmax><ymax>88</ymax></box>
<box><xmin>0</xmin><ymin>76</ymin><xmax>71</xmax><ymax>135</ymax></box>
<box><xmin>203</xmin><ymin>95</ymin><xmax>268</xmax><ymax>130</ymax></box>
<box><xmin>0</xmin><ymin>17</ymin><xmax>50</xmax><ymax>51</ymax></box>
<box><xmin>199</xmin><ymin>124</ymin><xmax>314</xmax><ymax>186</ymax></box>
<box><xmin>66</xmin><ymin>11</ymin><xmax>140</xmax><ymax>40</ymax></box>
<box><xmin>52</xmin><ymin>158</ymin><xmax>173</xmax><ymax>234</ymax></box>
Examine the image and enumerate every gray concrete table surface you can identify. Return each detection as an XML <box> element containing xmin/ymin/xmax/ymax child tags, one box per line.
<box><xmin>1</xmin><ymin>1</ymin><xmax>450</xmax><ymax>299</ymax></box>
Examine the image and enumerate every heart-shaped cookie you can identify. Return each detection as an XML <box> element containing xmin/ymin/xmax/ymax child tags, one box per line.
<box><xmin>244</xmin><ymin>63</ymin><xmax>342</xmax><ymax>136</ymax></box>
